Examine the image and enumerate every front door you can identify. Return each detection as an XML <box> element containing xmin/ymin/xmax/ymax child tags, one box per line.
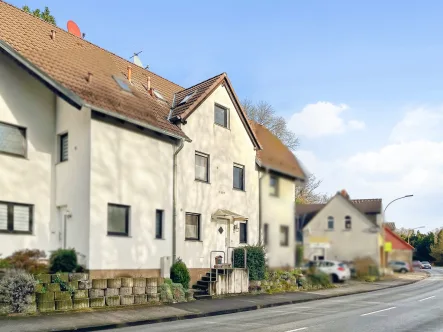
<box><xmin>216</xmin><ymin>218</ymin><xmax>229</xmax><ymax>265</ymax></box>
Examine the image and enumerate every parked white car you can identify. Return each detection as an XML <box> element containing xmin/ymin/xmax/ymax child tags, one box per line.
<box><xmin>302</xmin><ymin>260</ymin><xmax>351</xmax><ymax>282</ymax></box>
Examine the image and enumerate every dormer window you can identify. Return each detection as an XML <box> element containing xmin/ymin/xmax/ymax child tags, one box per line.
<box><xmin>179</xmin><ymin>91</ymin><xmax>194</xmax><ymax>105</ymax></box>
<box><xmin>214</xmin><ymin>104</ymin><xmax>228</xmax><ymax>128</ymax></box>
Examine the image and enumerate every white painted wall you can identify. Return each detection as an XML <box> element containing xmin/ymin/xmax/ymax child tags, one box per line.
<box><xmin>261</xmin><ymin>172</ymin><xmax>296</xmax><ymax>268</ymax></box>
<box><xmin>0</xmin><ymin>52</ymin><xmax>57</xmax><ymax>256</ymax></box>
<box><xmin>175</xmin><ymin>84</ymin><xmax>260</xmax><ymax>269</ymax></box>
<box><xmin>55</xmin><ymin>98</ymin><xmax>91</xmax><ymax>265</ymax></box>
<box><xmin>303</xmin><ymin>195</ymin><xmax>380</xmax><ymax>264</ymax></box>
<box><xmin>89</xmin><ymin>117</ymin><xmax>174</xmax><ymax>270</ymax></box>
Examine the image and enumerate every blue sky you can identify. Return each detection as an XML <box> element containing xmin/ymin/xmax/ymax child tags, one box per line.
<box><xmin>9</xmin><ymin>0</ymin><xmax>443</xmax><ymax>231</ymax></box>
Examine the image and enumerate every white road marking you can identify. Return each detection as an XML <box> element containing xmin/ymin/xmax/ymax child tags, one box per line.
<box><xmin>360</xmin><ymin>307</ymin><xmax>396</xmax><ymax>316</ymax></box>
<box><xmin>285</xmin><ymin>328</ymin><xmax>308</xmax><ymax>332</ymax></box>
<box><xmin>418</xmin><ymin>296</ymin><xmax>436</xmax><ymax>302</ymax></box>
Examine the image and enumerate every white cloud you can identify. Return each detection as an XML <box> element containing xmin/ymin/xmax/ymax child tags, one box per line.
<box><xmin>390</xmin><ymin>106</ymin><xmax>443</xmax><ymax>143</ymax></box>
<box><xmin>296</xmin><ymin>106</ymin><xmax>443</xmax><ymax>230</ymax></box>
<box><xmin>288</xmin><ymin>102</ymin><xmax>365</xmax><ymax>138</ymax></box>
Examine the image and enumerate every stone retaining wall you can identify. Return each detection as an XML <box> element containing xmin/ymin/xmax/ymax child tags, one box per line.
<box><xmin>33</xmin><ymin>273</ymin><xmax>182</xmax><ymax>313</ymax></box>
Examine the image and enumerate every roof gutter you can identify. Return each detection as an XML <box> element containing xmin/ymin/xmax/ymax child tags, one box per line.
<box><xmin>0</xmin><ymin>39</ymin><xmax>84</xmax><ymax>110</ymax></box>
<box><xmin>86</xmin><ymin>104</ymin><xmax>189</xmax><ymax>142</ymax></box>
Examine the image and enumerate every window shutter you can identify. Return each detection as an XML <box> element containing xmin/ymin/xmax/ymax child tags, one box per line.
<box><xmin>13</xmin><ymin>205</ymin><xmax>30</xmax><ymax>232</ymax></box>
<box><xmin>0</xmin><ymin>204</ymin><xmax>7</xmax><ymax>230</ymax></box>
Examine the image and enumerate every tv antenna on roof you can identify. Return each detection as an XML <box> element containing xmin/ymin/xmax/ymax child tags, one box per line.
<box><xmin>67</xmin><ymin>20</ymin><xmax>82</xmax><ymax>38</ymax></box>
<box><xmin>130</xmin><ymin>51</ymin><xmax>149</xmax><ymax>70</ymax></box>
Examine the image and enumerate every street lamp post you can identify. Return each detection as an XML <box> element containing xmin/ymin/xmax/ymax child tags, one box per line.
<box><xmin>383</xmin><ymin>194</ymin><xmax>414</xmax><ymax>215</ymax></box>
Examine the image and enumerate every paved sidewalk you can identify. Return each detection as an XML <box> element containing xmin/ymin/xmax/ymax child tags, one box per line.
<box><xmin>0</xmin><ymin>272</ymin><xmax>428</xmax><ymax>332</ymax></box>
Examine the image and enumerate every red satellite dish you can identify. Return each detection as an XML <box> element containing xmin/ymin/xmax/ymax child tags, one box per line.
<box><xmin>67</xmin><ymin>20</ymin><xmax>81</xmax><ymax>38</ymax></box>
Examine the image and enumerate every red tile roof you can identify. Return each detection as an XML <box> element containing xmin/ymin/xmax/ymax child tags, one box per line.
<box><xmin>384</xmin><ymin>226</ymin><xmax>414</xmax><ymax>250</ymax></box>
<box><xmin>0</xmin><ymin>1</ymin><xmax>186</xmax><ymax>138</ymax></box>
<box><xmin>251</xmin><ymin>121</ymin><xmax>305</xmax><ymax>179</ymax></box>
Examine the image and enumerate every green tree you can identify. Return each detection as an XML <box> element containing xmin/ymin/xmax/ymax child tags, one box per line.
<box><xmin>430</xmin><ymin>230</ymin><xmax>443</xmax><ymax>265</ymax></box>
<box><xmin>22</xmin><ymin>5</ymin><xmax>56</xmax><ymax>25</ymax></box>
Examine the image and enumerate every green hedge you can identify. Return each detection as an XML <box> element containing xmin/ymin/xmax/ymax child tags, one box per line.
<box><xmin>170</xmin><ymin>258</ymin><xmax>190</xmax><ymax>289</ymax></box>
<box><xmin>233</xmin><ymin>245</ymin><xmax>266</xmax><ymax>281</ymax></box>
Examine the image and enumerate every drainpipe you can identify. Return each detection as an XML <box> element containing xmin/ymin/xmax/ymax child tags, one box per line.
<box><xmin>258</xmin><ymin>170</ymin><xmax>264</xmax><ymax>244</ymax></box>
<box><xmin>172</xmin><ymin>139</ymin><xmax>184</xmax><ymax>264</ymax></box>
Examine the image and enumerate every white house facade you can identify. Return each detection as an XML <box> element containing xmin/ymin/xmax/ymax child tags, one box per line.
<box><xmin>0</xmin><ymin>2</ymin><xmax>262</xmax><ymax>280</ymax></box>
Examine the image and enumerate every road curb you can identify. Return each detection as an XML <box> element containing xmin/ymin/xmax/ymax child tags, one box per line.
<box><xmin>51</xmin><ymin>277</ymin><xmax>427</xmax><ymax>332</ymax></box>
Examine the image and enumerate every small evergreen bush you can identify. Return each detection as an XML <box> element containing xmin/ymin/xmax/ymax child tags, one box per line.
<box><xmin>233</xmin><ymin>244</ymin><xmax>266</xmax><ymax>281</ymax></box>
<box><xmin>170</xmin><ymin>258</ymin><xmax>190</xmax><ymax>289</ymax></box>
<box><xmin>0</xmin><ymin>270</ymin><xmax>37</xmax><ymax>313</ymax></box>
<box><xmin>49</xmin><ymin>249</ymin><xmax>77</xmax><ymax>273</ymax></box>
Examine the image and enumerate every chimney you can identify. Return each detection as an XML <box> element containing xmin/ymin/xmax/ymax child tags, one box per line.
<box><xmin>340</xmin><ymin>189</ymin><xmax>350</xmax><ymax>199</ymax></box>
<box><xmin>51</xmin><ymin>29</ymin><xmax>56</xmax><ymax>40</ymax></box>
<box><xmin>127</xmin><ymin>66</ymin><xmax>132</xmax><ymax>83</ymax></box>
<box><xmin>147</xmin><ymin>76</ymin><xmax>152</xmax><ymax>95</ymax></box>
<box><xmin>87</xmin><ymin>72</ymin><xmax>93</xmax><ymax>83</ymax></box>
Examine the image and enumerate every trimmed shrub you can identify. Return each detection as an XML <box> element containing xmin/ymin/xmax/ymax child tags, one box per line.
<box><xmin>159</xmin><ymin>283</ymin><xmax>173</xmax><ymax>303</ymax></box>
<box><xmin>295</xmin><ymin>245</ymin><xmax>304</xmax><ymax>267</ymax></box>
<box><xmin>171</xmin><ymin>283</ymin><xmax>186</xmax><ymax>302</ymax></box>
<box><xmin>307</xmin><ymin>272</ymin><xmax>331</xmax><ymax>288</ymax></box>
<box><xmin>0</xmin><ymin>270</ymin><xmax>37</xmax><ymax>313</ymax></box>
<box><xmin>170</xmin><ymin>258</ymin><xmax>190</xmax><ymax>289</ymax></box>
<box><xmin>5</xmin><ymin>249</ymin><xmax>47</xmax><ymax>274</ymax></box>
<box><xmin>233</xmin><ymin>245</ymin><xmax>266</xmax><ymax>281</ymax></box>
<box><xmin>0</xmin><ymin>254</ymin><xmax>11</xmax><ymax>268</ymax></box>
<box><xmin>49</xmin><ymin>249</ymin><xmax>77</xmax><ymax>273</ymax></box>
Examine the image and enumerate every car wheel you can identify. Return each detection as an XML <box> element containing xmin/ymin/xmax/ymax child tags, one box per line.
<box><xmin>400</xmin><ymin>268</ymin><xmax>407</xmax><ymax>273</ymax></box>
<box><xmin>331</xmin><ymin>274</ymin><xmax>339</xmax><ymax>283</ymax></box>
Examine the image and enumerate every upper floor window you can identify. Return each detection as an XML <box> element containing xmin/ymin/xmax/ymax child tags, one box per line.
<box><xmin>327</xmin><ymin>216</ymin><xmax>334</xmax><ymax>230</ymax></box>
<box><xmin>240</xmin><ymin>222</ymin><xmax>248</xmax><ymax>244</ymax></box>
<box><xmin>214</xmin><ymin>104</ymin><xmax>228</xmax><ymax>128</ymax></box>
<box><xmin>60</xmin><ymin>133</ymin><xmax>68</xmax><ymax>162</ymax></box>
<box><xmin>280</xmin><ymin>225</ymin><xmax>289</xmax><ymax>246</ymax></box>
<box><xmin>107</xmin><ymin>203</ymin><xmax>130</xmax><ymax>236</ymax></box>
<box><xmin>0</xmin><ymin>121</ymin><xmax>27</xmax><ymax>157</ymax></box>
<box><xmin>270</xmin><ymin>175</ymin><xmax>279</xmax><ymax>196</ymax></box>
<box><xmin>195</xmin><ymin>152</ymin><xmax>209</xmax><ymax>182</ymax></box>
<box><xmin>345</xmin><ymin>216</ymin><xmax>352</xmax><ymax>230</ymax></box>
<box><xmin>0</xmin><ymin>201</ymin><xmax>33</xmax><ymax>234</ymax></box>
<box><xmin>233</xmin><ymin>163</ymin><xmax>245</xmax><ymax>190</ymax></box>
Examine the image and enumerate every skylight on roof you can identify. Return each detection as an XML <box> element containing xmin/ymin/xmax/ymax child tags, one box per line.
<box><xmin>179</xmin><ymin>92</ymin><xmax>194</xmax><ymax>105</ymax></box>
<box><xmin>113</xmin><ymin>76</ymin><xmax>131</xmax><ymax>92</ymax></box>
<box><xmin>153</xmin><ymin>89</ymin><xmax>166</xmax><ymax>101</ymax></box>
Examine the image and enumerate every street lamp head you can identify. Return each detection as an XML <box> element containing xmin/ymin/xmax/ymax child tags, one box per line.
<box><xmin>405</xmin><ymin>194</ymin><xmax>414</xmax><ymax>198</ymax></box>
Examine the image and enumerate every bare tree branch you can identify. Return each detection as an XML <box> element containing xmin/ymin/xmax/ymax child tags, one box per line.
<box><xmin>243</xmin><ymin>99</ymin><xmax>299</xmax><ymax>151</ymax></box>
<box><xmin>295</xmin><ymin>173</ymin><xmax>330</xmax><ymax>204</ymax></box>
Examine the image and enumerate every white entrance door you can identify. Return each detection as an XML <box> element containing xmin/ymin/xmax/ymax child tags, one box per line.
<box><xmin>215</xmin><ymin>218</ymin><xmax>229</xmax><ymax>265</ymax></box>
<box><xmin>57</xmin><ymin>206</ymin><xmax>68</xmax><ymax>249</ymax></box>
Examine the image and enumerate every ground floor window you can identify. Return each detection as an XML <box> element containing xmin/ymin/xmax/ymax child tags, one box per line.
<box><xmin>240</xmin><ymin>222</ymin><xmax>247</xmax><ymax>244</ymax></box>
<box><xmin>107</xmin><ymin>203</ymin><xmax>130</xmax><ymax>236</ymax></box>
<box><xmin>0</xmin><ymin>201</ymin><xmax>33</xmax><ymax>234</ymax></box>
<box><xmin>185</xmin><ymin>213</ymin><xmax>200</xmax><ymax>240</ymax></box>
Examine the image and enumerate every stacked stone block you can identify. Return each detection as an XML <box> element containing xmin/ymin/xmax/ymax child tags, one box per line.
<box><xmin>32</xmin><ymin>274</ymin><xmax>169</xmax><ymax>313</ymax></box>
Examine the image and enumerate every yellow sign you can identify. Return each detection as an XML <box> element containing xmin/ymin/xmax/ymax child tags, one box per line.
<box><xmin>384</xmin><ymin>242</ymin><xmax>392</xmax><ymax>252</ymax></box>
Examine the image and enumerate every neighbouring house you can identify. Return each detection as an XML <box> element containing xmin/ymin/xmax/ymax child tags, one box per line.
<box><xmin>296</xmin><ymin>190</ymin><xmax>384</xmax><ymax>267</ymax></box>
<box><xmin>251</xmin><ymin>121</ymin><xmax>305</xmax><ymax>268</ymax></box>
<box><xmin>384</xmin><ymin>225</ymin><xmax>414</xmax><ymax>267</ymax></box>
<box><xmin>0</xmin><ymin>2</ymin><xmax>261</xmax><ymax>280</ymax></box>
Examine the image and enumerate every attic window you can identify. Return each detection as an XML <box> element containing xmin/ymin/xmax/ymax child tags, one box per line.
<box><xmin>153</xmin><ymin>89</ymin><xmax>166</xmax><ymax>101</ymax></box>
<box><xmin>179</xmin><ymin>92</ymin><xmax>194</xmax><ymax>105</ymax></box>
<box><xmin>113</xmin><ymin>76</ymin><xmax>131</xmax><ymax>92</ymax></box>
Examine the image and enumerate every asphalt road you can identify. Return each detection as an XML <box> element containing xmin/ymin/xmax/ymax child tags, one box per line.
<box><xmin>108</xmin><ymin>269</ymin><xmax>443</xmax><ymax>332</ymax></box>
